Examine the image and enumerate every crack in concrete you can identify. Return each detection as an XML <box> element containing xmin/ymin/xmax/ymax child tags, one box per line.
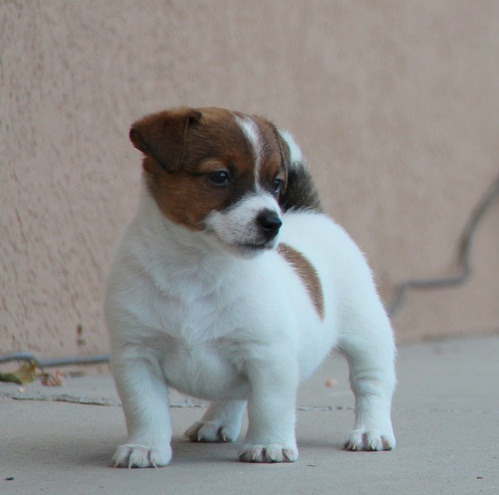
<box><xmin>0</xmin><ymin>392</ymin><xmax>205</xmax><ymax>408</ymax></box>
<box><xmin>0</xmin><ymin>393</ymin><xmax>356</xmax><ymax>411</ymax></box>
<box><xmin>4</xmin><ymin>393</ymin><xmax>495</xmax><ymax>415</ymax></box>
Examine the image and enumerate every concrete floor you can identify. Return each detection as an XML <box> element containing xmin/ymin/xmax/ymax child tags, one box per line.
<box><xmin>1</xmin><ymin>335</ymin><xmax>498</xmax><ymax>495</ymax></box>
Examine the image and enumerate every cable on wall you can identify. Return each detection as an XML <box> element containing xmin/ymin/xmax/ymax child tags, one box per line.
<box><xmin>388</xmin><ymin>173</ymin><xmax>499</xmax><ymax>317</ymax></box>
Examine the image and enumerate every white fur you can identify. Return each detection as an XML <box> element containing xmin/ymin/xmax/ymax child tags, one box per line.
<box><xmin>235</xmin><ymin>116</ymin><xmax>263</xmax><ymax>185</ymax></box>
<box><xmin>204</xmin><ymin>192</ymin><xmax>281</xmax><ymax>254</ymax></box>
<box><xmin>278</xmin><ymin>129</ymin><xmax>304</xmax><ymax>166</ymax></box>
<box><xmin>106</xmin><ymin>176</ymin><xmax>396</xmax><ymax>469</ymax></box>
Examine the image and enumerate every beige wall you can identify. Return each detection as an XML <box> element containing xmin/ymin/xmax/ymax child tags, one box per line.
<box><xmin>1</xmin><ymin>0</ymin><xmax>498</xmax><ymax>360</ymax></box>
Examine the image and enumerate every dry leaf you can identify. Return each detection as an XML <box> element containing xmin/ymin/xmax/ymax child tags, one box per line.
<box><xmin>40</xmin><ymin>370</ymin><xmax>65</xmax><ymax>387</ymax></box>
<box><xmin>0</xmin><ymin>362</ymin><xmax>37</xmax><ymax>385</ymax></box>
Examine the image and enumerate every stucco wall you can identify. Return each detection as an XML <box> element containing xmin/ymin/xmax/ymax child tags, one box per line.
<box><xmin>1</xmin><ymin>0</ymin><xmax>498</xmax><ymax>360</ymax></box>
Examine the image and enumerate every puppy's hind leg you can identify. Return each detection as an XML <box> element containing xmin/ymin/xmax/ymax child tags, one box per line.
<box><xmin>338</xmin><ymin>303</ymin><xmax>396</xmax><ymax>451</ymax></box>
<box><xmin>184</xmin><ymin>400</ymin><xmax>246</xmax><ymax>443</ymax></box>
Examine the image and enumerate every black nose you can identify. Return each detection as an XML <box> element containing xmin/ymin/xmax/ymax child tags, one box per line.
<box><xmin>256</xmin><ymin>210</ymin><xmax>282</xmax><ymax>240</ymax></box>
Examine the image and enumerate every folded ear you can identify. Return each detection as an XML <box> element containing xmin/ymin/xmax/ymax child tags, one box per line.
<box><xmin>129</xmin><ymin>108</ymin><xmax>203</xmax><ymax>172</ymax></box>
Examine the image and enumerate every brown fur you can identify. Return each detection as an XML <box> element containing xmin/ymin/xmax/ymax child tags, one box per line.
<box><xmin>130</xmin><ymin>108</ymin><xmax>202</xmax><ymax>171</ymax></box>
<box><xmin>132</xmin><ymin>107</ymin><xmax>288</xmax><ymax>230</ymax></box>
<box><xmin>277</xmin><ymin>243</ymin><xmax>325</xmax><ymax>320</ymax></box>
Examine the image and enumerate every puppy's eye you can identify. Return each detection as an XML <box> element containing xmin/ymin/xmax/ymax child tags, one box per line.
<box><xmin>272</xmin><ymin>178</ymin><xmax>283</xmax><ymax>194</ymax></box>
<box><xmin>207</xmin><ymin>170</ymin><xmax>231</xmax><ymax>186</ymax></box>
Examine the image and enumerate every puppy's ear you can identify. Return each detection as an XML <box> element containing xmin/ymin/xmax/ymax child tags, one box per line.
<box><xmin>269</xmin><ymin>124</ymin><xmax>291</xmax><ymax>174</ymax></box>
<box><xmin>276</xmin><ymin>130</ymin><xmax>322</xmax><ymax>213</ymax></box>
<box><xmin>129</xmin><ymin>108</ymin><xmax>202</xmax><ymax>172</ymax></box>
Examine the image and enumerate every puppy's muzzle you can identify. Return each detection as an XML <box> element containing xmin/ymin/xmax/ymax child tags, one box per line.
<box><xmin>256</xmin><ymin>210</ymin><xmax>282</xmax><ymax>241</ymax></box>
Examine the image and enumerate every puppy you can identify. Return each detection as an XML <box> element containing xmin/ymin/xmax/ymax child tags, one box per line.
<box><xmin>105</xmin><ymin>107</ymin><xmax>396</xmax><ymax>468</ymax></box>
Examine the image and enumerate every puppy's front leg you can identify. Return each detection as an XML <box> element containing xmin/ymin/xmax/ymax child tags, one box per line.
<box><xmin>239</xmin><ymin>358</ymin><xmax>299</xmax><ymax>463</ymax></box>
<box><xmin>111</xmin><ymin>354</ymin><xmax>172</xmax><ymax>468</ymax></box>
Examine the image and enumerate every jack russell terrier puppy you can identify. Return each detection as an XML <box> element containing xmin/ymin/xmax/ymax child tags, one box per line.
<box><xmin>105</xmin><ymin>107</ymin><xmax>396</xmax><ymax>468</ymax></box>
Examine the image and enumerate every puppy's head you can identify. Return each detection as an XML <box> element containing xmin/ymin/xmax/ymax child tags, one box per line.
<box><xmin>130</xmin><ymin>107</ymin><xmax>295</xmax><ymax>256</ymax></box>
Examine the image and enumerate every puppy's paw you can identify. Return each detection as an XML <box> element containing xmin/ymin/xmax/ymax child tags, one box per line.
<box><xmin>111</xmin><ymin>444</ymin><xmax>172</xmax><ymax>468</ymax></box>
<box><xmin>184</xmin><ymin>420</ymin><xmax>239</xmax><ymax>443</ymax></box>
<box><xmin>344</xmin><ymin>428</ymin><xmax>396</xmax><ymax>452</ymax></box>
<box><xmin>238</xmin><ymin>444</ymin><xmax>298</xmax><ymax>463</ymax></box>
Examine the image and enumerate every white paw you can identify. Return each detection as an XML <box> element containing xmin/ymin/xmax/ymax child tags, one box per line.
<box><xmin>184</xmin><ymin>420</ymin><xmax>239</xmax><ymax>443</ymax></box>
<box><xmin>111</xmin><ymin>444</ymin><xmax>172</xmax><ymax>468</ymax></box>
<box><xmin>344</xmin><ymin>428</ymin><xmax>396</xmax><ymax>451</ymax></box>
<box><xmin>238</xmin><ymin>444</ymin><xmax>298</xmax><ymax>463</ymax></box>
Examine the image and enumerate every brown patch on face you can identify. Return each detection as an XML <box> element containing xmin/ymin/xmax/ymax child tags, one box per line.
<box><xmin>132</xmin><ymin>107</ymin><xmax>288</xmax><ymax>230</ymax></box>
<box><xmin>277</xmin><ymin>243</ymin><xmax>325</xmax><ymax>320</ymax></box>
<box><xmin>143</xmin><ymin>157</ymin><xmax>229</xmax><ymax>230</ymax></box>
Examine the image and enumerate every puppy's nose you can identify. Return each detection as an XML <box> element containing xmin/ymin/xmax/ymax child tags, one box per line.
<box><xmin>256</xmin><ymin>210</ymin><xmax>282</xmax><ymax>240</ymax></box>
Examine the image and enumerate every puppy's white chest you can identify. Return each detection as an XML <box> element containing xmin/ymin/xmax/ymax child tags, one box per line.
<box><xmin>133</xmin><ymin>274</ymin><xmax>250</xmax><ymax>399</ymax></box>
<box><xmin>145</xmin><ymin>278</ymin><xmax>238</xmax><ymax>342</ymax></box>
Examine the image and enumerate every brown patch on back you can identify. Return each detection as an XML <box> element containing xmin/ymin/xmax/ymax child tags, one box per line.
<box><xmin>277</xmin><ymin>243</ymin><xmax>325</xmax><ymax>320</ymax></box>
